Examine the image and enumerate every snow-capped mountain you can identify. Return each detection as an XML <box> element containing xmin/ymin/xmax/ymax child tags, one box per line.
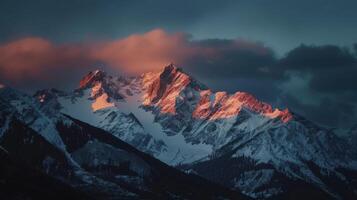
<box><xmin>34</xmin><ymin>65</ymin><xmax>292</xmax><ymax>165</ymax></box>
<box><xmin>0</xmin><ymin>85</ymin><xmax>248</xmax><ymax>199</ymax></box>
<box><xmin>33</xmin><ymin>64</ymin><xmax>357</xmax><ymax>199</ymax></box>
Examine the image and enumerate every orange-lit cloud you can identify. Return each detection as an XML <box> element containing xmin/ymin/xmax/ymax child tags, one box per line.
<box><xmin>91</xmin><ymin>29</ymin><xmax>198</xmax><ymax>74</ymax></box>
<box><xmin>0</xmin><ymin>37</ymin><xmax>93</xmax><ymax>81</ymax></box>
<box><xmin>0</xmin><ymin>28</ymin><xmax>271</xmax><ymax>84</ymax></box>
<box><xmin>0</xmin><ymin>29</ymin><xmax>193</xmax><ymax>81</ymax></box>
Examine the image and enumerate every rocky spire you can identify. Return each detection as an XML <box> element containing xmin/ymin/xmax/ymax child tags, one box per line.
<box><xmin>79</xmin><ymin>70</ymin><xmax>106</xmax><ymax>89</ymax></box>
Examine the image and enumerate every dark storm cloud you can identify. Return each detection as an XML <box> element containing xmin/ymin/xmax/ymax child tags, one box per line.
<box><xmin>281</xmin><ymin>94</ymin><xmax>356</xmax><ymax>127</ymax></box>
<box><xmin>277</xmin><ymin>45</ymin><xmax>357</xmax><ymax>128</ymax></box>
<box><xmin>185</xmin><ymin>39</ymin><xmax>279</xmax><ymax>79</ymax></box>
<box><xmin>280</xmin><ymin>45</ymin><xmax>356</xmax><ymax>70</ymax></box>
<box><xmin>309</xmin><ymin>68</ymin><xmax>357</xmax><ymax>93</ymax></box>
<box><xmin>279</xmin><ymin>44</ymin><xmax>357</xmax><ymax>94</ymax></box>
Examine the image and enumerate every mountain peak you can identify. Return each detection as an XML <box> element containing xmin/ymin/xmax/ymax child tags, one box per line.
<box><xmin>161</xmin><ymin>63</ymin><xmax>180</xmax><ymax>73</ymax></box>
<box><xmin>79</xmin><ymin>69</ymin><xmax>106</xmax><ymax>89</ymax></box>
<box><xmin>160</xmin><ymin>63</ymin><xmax>207</xmax><ymax>88</ymax></box>
<box><xmin>159</xmin><ymin>64</ymin><xmax>184</xmax><ymax>82</ymax></box>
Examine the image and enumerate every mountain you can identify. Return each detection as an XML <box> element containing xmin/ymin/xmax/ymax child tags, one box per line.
<box><xmin>0</xmin><ymin>85</ymin><xmax>248</xmax><ymax>199</ymax></box>
<box><xmin>34</xmin><ymin>65</ymin><xmax>292</xmax><ymax>165</ymax></box>
<box><xmin>0</xmin><ymin>142</ymin><xmax>90</xmax><ymax>200</ymax></box>
<box><xmin>31</xmin><ymin>64</ymin><xmax>357</xmax><ymax>199</ymax></box>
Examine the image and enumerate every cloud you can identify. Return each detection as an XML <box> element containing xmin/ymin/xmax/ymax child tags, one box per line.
<box><xmin>281</xmin><ymin>94</ymin><xmax>356</xmax><ymax>128</ymax></box>
<box><xmin>0</xmin><ymin>37</ymin><xmax>93</xmax><ymax>81</ymax></box>
<box><xmin>278</xmin><ymin>44</ymin><xmax>357</xmax><ymax>96</ymax></box>
<box><xmin>278</xmin><ymin>44</ymin><xmax>357</xmax><ymax>91</ymax></box>
<box><xmin>90</xmin><ymin>29</ymin><xmax>194</xmax><ymax>74</ymax></box>
<box><xmin>185</xmin><ymin>39</ymin><xmax>278</xmax><ymax>79</ymax></box>
<box><xmin>277</xmin><ymin>44</ymin><xmax>357</xmax><ymax>128</ymax></box>
<box><xmin>279</xmin><ymin>44</ymin><xmax>356</xmax><ymax>70</ymax></box>
<box><xmin>91</xmin><ymin>29</ymin><xmax>276</xmax><ymax>78</ymax></box>
<box><xmin>0</xmin><ymin>29</ymin><xmax>281</xmax><ymax>101</ymax></box>
<box><xmin>0</xmin><ymin>28</ymin><xmax>275</xmax><ymax>80</ymax></box>
<box><xmin>0</xmin><ymin>29</ymin><xmax>196</xmax><ymax>79</ymax></box>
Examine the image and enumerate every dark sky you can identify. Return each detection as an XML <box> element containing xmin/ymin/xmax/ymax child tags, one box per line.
<box><xmin>0</xmin><ymin>0</ymin><xmax>356</xmax><ymax>129</ymax></box>
<box><xmin>1</xmin><ymin>0</ymin><xmax>357</xmax><ymax>54</ymax></box>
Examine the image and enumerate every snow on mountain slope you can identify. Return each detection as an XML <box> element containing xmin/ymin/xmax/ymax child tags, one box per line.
<box><xmin>36</xmin><ymin>67</ymin><xmax>213</xmax><ymax>165</ymax></box>
<box><xmin>115</xmin><ymin>85</ymin><xmax>212</xmax><ymax>164</ymax></box>
<box><xmin>218</xmin><ymin>115</ymin><xmax>355</xmax><ymax>196</ymax></box>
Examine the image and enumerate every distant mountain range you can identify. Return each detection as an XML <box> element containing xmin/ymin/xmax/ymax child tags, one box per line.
<box><xmin>1</xmin><ymin>64</ymin><xmax>356</xmax><ymax>199</ymax></box>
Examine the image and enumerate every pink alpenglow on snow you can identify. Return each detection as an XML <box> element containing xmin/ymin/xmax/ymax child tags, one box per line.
<box><xmin>142</xmin><ymin>64</ymin><xmax>293</xmax><ymax>123</ymax></box>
